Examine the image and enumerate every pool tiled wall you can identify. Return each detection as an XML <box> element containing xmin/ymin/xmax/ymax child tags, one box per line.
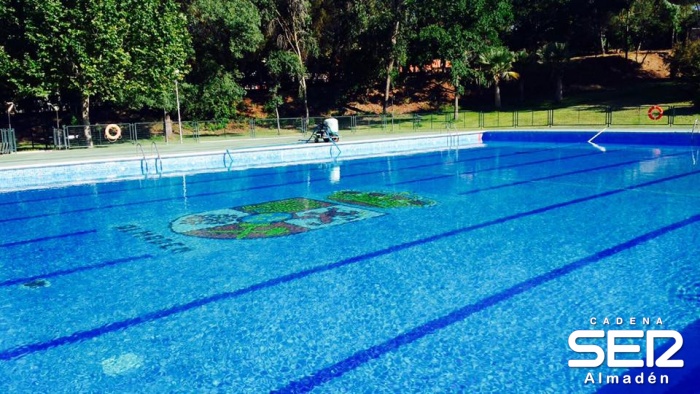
<box><xmin>0</xmin><ymin>133</ymin><xmax>482</xmax><ymax>191</ymax></box>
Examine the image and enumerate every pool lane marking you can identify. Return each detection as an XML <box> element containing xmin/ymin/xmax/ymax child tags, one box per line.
<box><xmin>0</xmin><ymin>144</ymin><xmax>566</xmax><ymax>207</ymax></box>
<box><xmin>393</xmin><ymin>150</ymin><xmax>687</xmax><ymax>189</ymax></box>
<box><xmin>0</xmin><ymin>229</ymin><xmax>97</xmax><ymax>248</ymax></box>
<box><xmin>457</xmin><ymin>151</ymin><xmax>687</xmax><ymax>196</ymax></box>
<box><xmin>272</xmin><ymin>213</ymin><xmax>700</xmax><ymax>393</ymax></box>
<box><xmin>387</xmin><ymin>150</ymin><xmax>620</xmax><ymax>186</ymax></box>
<box><xmin>0</xmin><ymin>254</ymin><xmax>154</xmax><ymax>288</ymax></box>
<box><xmin>0</xmin><ymin>146</ymin><xmax>601</xmax><ymax>224</ymax></box>
<box><xmin>1</xmin><ymin>166</ymin><xmax>699</xmax><ymax>361</ymax></box>
<box><xmin>388</xmin><ymin>150</ymin><xmax>607</xmax><ymax>186</ymax></box>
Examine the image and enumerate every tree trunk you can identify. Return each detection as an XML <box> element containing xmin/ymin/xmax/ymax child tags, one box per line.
<box><xmin>81</xmin><ymin>93</ymin><xmax>92</xmax><ymax>148</ymax></box>
<box><xmin>164</xmin><ymin>111</ymin><xmax>173</xmax><ymax>142</ymax></box>
<box><xmin>494</xmin><ymin>81</ymin><xmax>502</xmax><ymax>109</ymax></box>
<box><xmin>555</xmin><ymin>75</ymin><xmax>563</xmax><ymax>103</ymax></box>
<box><xmin>624</xmin><ymin>9</ymin><xmax>630</xmax><ymax>60</ymax></box>
<box><xmin>454</xmin><ymin>93</ymin><xmax>459</xmax><ymax>121</ymax></box>
<box><xmin>383</xmin><ymin>20</ymin><xmax>401</xmax><ymax>115</ymax></box>
<box><xmin>275</xmin><ymin>106</ymin><xmax>281</xmax><ymax>134</ymax></box>
<box><xmin>299</xmin><ymin>74</ymin><xmax>309</xmax><ymax>122</ymax></box>
<box><xmin>640</xmin><ymin>50</ymin><xmax>650</xmax><ymax>66</ymax></box>
<box><xmin>383</xmin><ymin>59</ymin><xmax>394</xmax><ymax>115</ymax></box>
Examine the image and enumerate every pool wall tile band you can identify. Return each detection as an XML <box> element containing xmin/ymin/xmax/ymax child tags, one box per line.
<box><xmin>0</xmin><ymin>133</ymin><xmax>482</xmax><ymax>191</ymax></box>
<box><xmin>483</xmin><ymin>130</ymin><xmax>696</xmax><ymax>145</ymax></box>
<box><xmin>1</xmin><ymin>130</ymin><xmax>696</xmax><ymax>191</ymax></box>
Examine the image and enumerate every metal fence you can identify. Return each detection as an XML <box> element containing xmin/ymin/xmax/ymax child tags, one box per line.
<box><xmin>16</xmin><ymin>104</ymin><xmax>700</xmax><ymax>150</ymax></box>
<box><xmin>1</xmin><ymin>128</ymin><xmax>17</xmax><ymax>154</ymax></box>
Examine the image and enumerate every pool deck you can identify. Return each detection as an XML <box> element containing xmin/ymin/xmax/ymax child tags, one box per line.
<box><xmin>0</xmin><ymin>131</ymin><xmax>464</xmax><ymax>170</ymax></box>
<box><xmin>0</xmin><ymin>127</ymin><xmax>692</xmax><ymax>170</ymax></box>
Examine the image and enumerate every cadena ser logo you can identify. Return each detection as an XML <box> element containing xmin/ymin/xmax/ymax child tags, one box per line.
<box><xmin>568</xmin><ymin>317</ymin><xmax>684</xmax><ymax>386</ymax></box>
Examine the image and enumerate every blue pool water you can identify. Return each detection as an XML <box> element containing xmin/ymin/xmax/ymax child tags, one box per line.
<box><xmin>1</xmin><ymin>141</ymin><xmax>700</xmax><ymax>393</ymax></box>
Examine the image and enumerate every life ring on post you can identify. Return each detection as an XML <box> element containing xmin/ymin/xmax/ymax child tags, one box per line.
<box><xmin>647</xmin><ymin>105</ymin><xmax>664</xmax><ymax>121</ymax></box>
<box><xmin>104</xmin><ymin>124</ymin><xmax>122</xmax><ymax>142</ymax></box>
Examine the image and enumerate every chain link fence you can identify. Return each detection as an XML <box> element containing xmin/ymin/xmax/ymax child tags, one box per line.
<box><xmin>1</xmin><ymin>128</ymin><xmax>17</xmax><ymax>154</ymax></box>
<box><xmin>15</xmin><ymin>105</ymin><xmax>700</xmax><ymax>150</ymax></box>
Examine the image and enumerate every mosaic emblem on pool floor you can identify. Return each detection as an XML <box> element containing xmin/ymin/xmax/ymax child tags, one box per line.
<box><xmin>171</xmin><ymin>198</ymin><xmax>384</xmax><ymax>239</ymax></box>
<box><xmin>327</xmin><ymin>190</ymin><xmax>436</xmax><ymax>208</ymax></box>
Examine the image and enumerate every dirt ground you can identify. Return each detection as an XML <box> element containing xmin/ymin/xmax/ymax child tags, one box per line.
<box><xmin>242</xmin><ymin>50</ymin><xmax>673</xmax><ymax>117</ymax></box>
<box><xmin>572</xmin><ymin>50</ymin><xmax>671</xmax><ymax>79</ymax></box>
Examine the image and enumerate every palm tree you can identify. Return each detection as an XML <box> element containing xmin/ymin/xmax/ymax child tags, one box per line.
<box><xmin>478</xmin><ymin>46</ymin><xmax>519</xmax><ymax>109</ymax></box>
<box><xmin>512</xmin><ymin>49</ymin><xmax>536</xmax><ymax>103</ymax></box>
<box><xmin>537</xmin><ymin>42</ymin><xmax>570</xmax><ymax>103</ymax></box>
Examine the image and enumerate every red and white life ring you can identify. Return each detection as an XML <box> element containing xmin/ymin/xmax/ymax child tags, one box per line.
<box><xmin>647</xmin><ymin>105</ymin><xmax>664</xmax><ymax>121</ymax></box>
<box><xmin>104</xmin><ymin>124</ymin><xmax>122</xmax><ymax>142</ymax></box>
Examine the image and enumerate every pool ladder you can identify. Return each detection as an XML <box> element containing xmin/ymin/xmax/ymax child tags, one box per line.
<box><xmin>587</xmin><ymin>127</ymin><xmax>608</xmax><ymax>152</ymax></box>
<box><xmin>223</xmin><ymin>149</ymin><xmax>234</xmax><ymax>169</ymax></box>
<box><xmin>137</xmin><ymin>142</ymin><xmax>163</xmax><ymax>176</ymax></box>
<box><xmin>329</xmin><ymin>137</ymin><xmax>341</xmax><ymax>161</ymax></box>
<box><xmin>691</xmin><ymin>119</ymin><xmax>699</xmax><ymax>165</ymax></box>
<box><xmin>447</xmin><ymin>133</ymin><xmax>460</xmax><ymax>149</ymax></box>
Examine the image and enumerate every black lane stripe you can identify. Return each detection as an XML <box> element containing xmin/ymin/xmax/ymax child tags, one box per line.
<box><xmin>0</xmin><ymin>230</ymin><xmax>97</xmax><ymax>248</ymax></box>
<box><xmin>0</xmin><ymin>146</ymin><xmax>601</xmax><ymax>224</ymax></box>
<box><xmin>0</xmin><ymin>166</ymin><xmax>697</xmax><ymax>361</ymax></box>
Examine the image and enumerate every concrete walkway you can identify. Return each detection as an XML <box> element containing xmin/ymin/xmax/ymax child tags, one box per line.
<box><xmin>0</xmin><ymin>131</ymin><xmax>460</xmax><ymax>169</ymax></box>
<box><xmin>1</xmin><ymin>126</ymin><xmax>688</xmax><ymax>170</ymax></box>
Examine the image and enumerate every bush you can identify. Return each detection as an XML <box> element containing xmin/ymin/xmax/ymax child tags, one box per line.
<box><xmin>670</xmin><ymin>41</ymin><xmax>700</xmax><ymax>106</ymax></box>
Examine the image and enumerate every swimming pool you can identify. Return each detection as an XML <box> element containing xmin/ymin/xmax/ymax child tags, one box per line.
<box><xmin>1</xmin><ymin>139</ymin><xmax>699</xmax><ymax>393</ymax></box>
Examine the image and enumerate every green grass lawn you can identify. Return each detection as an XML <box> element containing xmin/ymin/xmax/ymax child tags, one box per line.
<box><xmin>11</xmin><ymin>79</ymin><xmax>700</xmax><ymax>151</ymax></box>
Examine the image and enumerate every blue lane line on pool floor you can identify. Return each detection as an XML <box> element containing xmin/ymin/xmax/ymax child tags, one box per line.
<box><xmin>0</xmin><ymin>229</ymin><xmax>97</xmax><ymax>248</ymax></box>
<box><xmin>388</xmin><ymin>150</ymin><xmax>613</xmax><ymax>186</ymax></box>
<box><xmin>1</xmin><ymin>167</ymin><xmax>698</xmax><ymax>361</ymax></box>
<box><xmin>0</xmin><ymin>145</ymin><xmax>599</xmax><ymax>224</ymax></box>
<box><xmin>0</xmin><ymin>254</ymin><xmax>154</xmax><ymax>288</ymax></box>
<box><xmin>272</xmin><ymin>214</ymin><xmax>700</xmax><ymax>393</ymax></box>
<box><xmin>0</xmin><ymin>144</ymin><xmax>572</xmax><ymax>207</ymax></box>
<box><xmin>0</xmin><ymin>147</ymin><xmax>524</xmax><ymax>207</ymax></box>
<box><xmin>458</xmin><ymin>152</ymin><xmax>687</xmax><ymax>196</ymax></box>
<box><xmin>0</xmin><ymin>145</ymin><xmax>515</xmax><ymax>207</ymax></box>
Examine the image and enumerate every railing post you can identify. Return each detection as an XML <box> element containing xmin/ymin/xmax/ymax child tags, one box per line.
<box><xmin>669</xmin><ymin>105</ymin><xmax>674</xmax><ymax>127</ymax></box>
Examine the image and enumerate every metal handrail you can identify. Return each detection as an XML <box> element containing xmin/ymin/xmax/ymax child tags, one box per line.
<box><xmin>587</xmin><ymin>127</ymin><xmax>608</xmax><ymax>152</ymax></box>
<box><xmin>151</xmin><ymin>141</ymin><xmax>163</xmax><ymax>174</ymax></box>
<box><xmin>329</xmin><ymin>135</ymin><xmax>341</xmax><ymax>160</ymax></box>
<box><xmin>223</xmin><ymin>149</ymin><xmax>234</xmax><ymax>168</ymax></box>
<box><xmin>449</xmin><ymin>133</ymin><xmax>462</xmax><ymax>149</ymax></box>
<box><xmin>136</xmin><ymin>143</ymin><xmax>149</xmax><ymax>175</ymax></box>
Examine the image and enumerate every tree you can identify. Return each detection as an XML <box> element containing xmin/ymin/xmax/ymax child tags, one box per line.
<box><xmin>538</xmin><ymin>42</ymin><xmax>570</xmax><ymax>103</ymax></box>
<box><xmin>478</xmin><ymin>46</ymin><xmax>519</xmax><ymax>108</ymax></box>
<box><xmin>669</xmin><ymin>39</ymin><xmax>700</xmax><ymax>104</ymax></box>
<box><xmin>413</xmin><ymin>0</ymin><xmax>513</xmax><ymax>118</ymax></box>
<box><xmin>268</xmin><ymin>0</ymin><xmax>317</xmax><ymax>121</ymax></box>
<box><xmin>119</xmin><ymin>1</ymin><xmax>191</xmax><ymax>141</ymax></box>
<box><xmin>610</xmin><ymin>0</ymin><xmax>676</xmax><ymax>61</ymax></box>
<box><xmin>509</xmin><ymin>0</ymin><xmax>630</xmax><ymax>54</ymax></box>
<box><xmin>265</xmin><ymin>50</ymin><xmax>301</xmax><ymax>132</ymax></box>
<box><xmin>378</xmin><ymin>1</ymin><xmax>410</xmax><ymax>115</ymax></box>
<box><xmin>512</xmin><ymin>49</ymin><xmax>537</xmax><ymax>103</ymax></box>
<box><xmin>2</xmin><ymin>0</ymin><xmax>191</xmax><ymax>147</ymax></box>
<box><xmin>186</xmin><ymin>0</ymin><xmax>264</xmax><ymax>120</ymax></box>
